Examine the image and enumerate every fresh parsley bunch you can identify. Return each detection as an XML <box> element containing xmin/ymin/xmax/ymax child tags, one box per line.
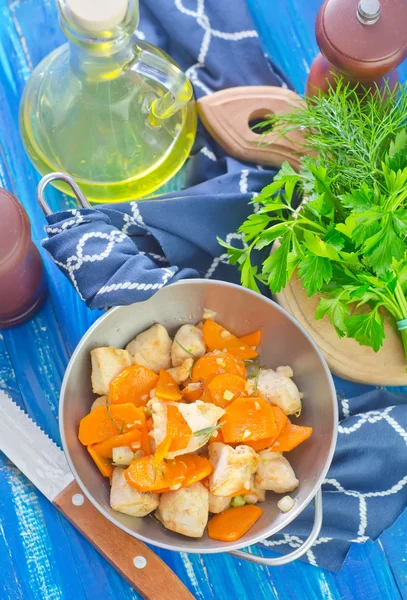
<box><xmin>220</xmin><ymin>82</ymin><xmax>407</xmax><ymax>359</ymax></box>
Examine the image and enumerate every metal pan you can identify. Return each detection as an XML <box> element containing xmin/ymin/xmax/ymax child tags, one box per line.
<box><xmin>59</xmin><ymin>278</ymin><xmax>337</xmax><ymax>565</ymax></box>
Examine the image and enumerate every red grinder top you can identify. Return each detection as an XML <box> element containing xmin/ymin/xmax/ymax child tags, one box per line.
<box><xmin>316</xmin><ymin>0</ymin><xmax>407</xmax><ymax>79</ymax></box>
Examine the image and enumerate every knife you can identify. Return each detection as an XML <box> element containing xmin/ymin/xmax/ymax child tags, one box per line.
<box><xmin>0</xmin><ymin>390</ymin><xmax>195</xmax><ymax>600</ymax></box>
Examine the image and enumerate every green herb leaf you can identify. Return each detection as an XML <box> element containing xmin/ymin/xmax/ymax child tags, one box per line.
<box><xmin>254</xmin><ymin>222</ymin><xmax>292</xmax><ymax>250</ymax></box>
<box><xmin>298</xmin><ymin>255</ymin><xmax>333</xmax><ymax>296</ymax></box>
<box><xmin>363</xmin><ymin>221</ymin><xmax>405</xmax><ymax>275</ymax></box>
<box><xmin>105</xmin><ymin>397</ymin><xmax>122</xmax><ymax>432</ymax></box>
<box><xmin>262</xmin><ymin>233</ymin><xmax>292</xmax><ymax>293</ymax></box>
<box><xmin>241</xmin><ymin>257</ymin><xmax>261</xmax><ymax>293</ymax></box>
<box><xmin>323</xmin><ymin>229</ymin><xmax>345</xmax><ymax>251</ymax></box>
<box><xmin>217</xmin><ymin>237</ymin><xmax>246</xmax><ymax>266</ymax></box>
<box><xmin>193</xmin><ymin>421</ymin><xmax>225</xmax><ymax>445</ymax></box>
<box><xmin>175</xmin><ymin>339</ymin><xmax>195</xmax><ymax>358</ymax></box>
<box><xmin>315</xmin><ymin>296</ymin><xmax>350</xmax><ymax>337</ymax></box>
<box><xmin>253</xmin><ymin>368</ymin><xmax>262</xmax><ymax>395</ymax></box>
<box><xmin>239</xmin><ymin>213</ymin><xmax>273</xmax><ymax>242</ymax></box>
<box><xmin>345</xmin><ymin>310</ymin><xmax>385</xmax><ymax>352</ymax></box>
<box><xmin>392</xmin><ymin>211</ymin><xmax>407</xmax><ymax>237</ymax></box>
<box><xmin>389</xmin><ymin>130</ymin><xmax>407</xmax><ymax>158</ymax></box>
<box><xmin>387</xmin><ymin>147</ymin><xmax>407</xmax><ymax>173</ymax></box>
<box><xmin>335</xmin><ymin>216</ymin><xmax>356</xmax><ymax>239</ymax></box>
<box><xmin>231</xmin><ymin>495</ymin><xmax>246</xmax><ymax>507</ymax></box>
<box><xmin>340</xmin><ymin>185</ymin><xmax>375</xmax><ymax>212</ymax></box>
<box><xmin>303</xmin><ymin>231</ymin><xmax>340</xmax><ymax>260</ymax></box>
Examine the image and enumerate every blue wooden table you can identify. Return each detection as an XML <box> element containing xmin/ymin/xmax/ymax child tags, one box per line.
<box><xmin>0</xmin><ymin>1</ymin><xmax>406</xmax><ymax>599</ymax></box>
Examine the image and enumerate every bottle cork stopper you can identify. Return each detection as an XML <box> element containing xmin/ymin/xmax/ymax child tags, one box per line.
<box><xmin>66</xmin><ymin>0</ymin><xmax>129</xmax><ymax>33</ymax></box>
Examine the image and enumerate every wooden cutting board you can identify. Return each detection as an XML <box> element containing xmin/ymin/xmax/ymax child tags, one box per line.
<box><xmin>275</xmin><ymin>274</ymin><xmax>407</xmax><ymax>386</ymax></box>
<box><xmin>198</xmin><ymin>85</ymin><xmax>407</xmax><ymax>385</ymax></box>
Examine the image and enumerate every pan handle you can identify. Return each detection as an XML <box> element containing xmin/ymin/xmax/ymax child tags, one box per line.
<box><xmin>229</xmin><ymin>488</ymin><xmax>322</xmax><ymax>566</ymax></box>
<box><xmin>37</xmin><ymin>172</ymin><xmax>91</xmax><ymax>216</ymax></box>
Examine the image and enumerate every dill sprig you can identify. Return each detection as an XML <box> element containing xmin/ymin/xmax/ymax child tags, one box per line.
<box><xmin>105</xmin><ymin>397</ymin><xmax>124</xmax><ymax>433</ymax></box>
<box><xmin>256</xmin><ymin>79</ymin><xmax>407</xmax><ymax>196</ymax></box>
<box><xmin>253</xmin><ymin>368</ymin><xmax>262</xmax><ymax>396</ymax></box>
<box><xmin>175</xmin><ymin>339</ymin><xmax>195</xmax><ymax>358</ymax></box>
<box><xmin>194</xmin><ymin>421</ymin><xmax>225</xmax><ymax>445</ymax></box>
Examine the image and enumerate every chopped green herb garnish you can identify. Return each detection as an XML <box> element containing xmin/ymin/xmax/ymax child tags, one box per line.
<box><xmin>175</xmin><ymin>339</ymin><xmax>195</xmax><ymax>358</ymax></box>
<box><xmin>194</xmin><ymin>421</ymin><xmax>225</xmax><ymax>445</ymax></box>
<box><xmin>231</xmin><ymin>495</ymin><xmax>246</xmax><ymax>507</ymax></box>
<box><xmin>253</xmin><ymin>368</ymin><xmax>262</xmax><ymax>396</ymax></box>
<box><xmin>105</xmin><ymin>397</ymin><xmax>122</xmax><ymax>432</ymax></box>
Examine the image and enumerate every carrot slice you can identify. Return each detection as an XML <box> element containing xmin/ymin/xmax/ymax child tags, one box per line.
<box><xmin>221</xmin><ymin>397</ymin><xmax>278</xmax><ymax>443</ymax></box>
<box><xmin>87</xmin><ymin>446</ymin><xmax>113</xmax><ymax>478</ymax></box>
<box><xmin>124</xmin><ymin>455</ymin><xmax>188</xmax><ymax>492</ymax></box>
<box><xmin>245</xmin><ymin>406</ymin><xmax>289</xmax><ymax>450</ymax></box>
<box><xmin>151</xmin><ymin>457</ymin><xmax>212</xmax><ymax>491</ymax></box>
<box><xmin>181</xmin><ymin>382</ymin><xmax>203</xmax><ymax>401</ymax></box>
<box><xmin>181</xmin><ymin>455</ymin><xmax>213</xmax><ymax>487</ymax></box>
<box><xmin>207</xmin><ymin>373</ymin><xmax>247</xmax><ymax>408</ymax></box>
<box><xmin>207</xmin><ymin>505</ymin><xmax>263</xmax><ymax>542</ymax></box>
<box><xmin>167</xmin><ymin>405</ymin><xmax>192</xmax><ymax>453</ymax></box>
<box><xmin>209</xmin><ymin>429</ymin><xmax>224</xmax><ymax>444</ymax></box>
<box><xmin>272</xmin><ymin>405</ymin><xmax>290</xmax><ymax>434</ymax></box>
<box><xmin>192</xmin><ymin>351</ymin><xmax>246</xmax><ymax>384</ymax></box>
<box><xmin>156</xmin><ymin>369</ymin><xmax>182</xmax><ymax>401</ymax></box>
<box><xmin>153</xmin><ymin>405</ymin><xmax>192</xmax><ymax>465</ymax></box>
<box><xmin>226</xmin><ymin>487</ymin><xmax>249</xmax><ymax>497</ymax></box>
<box><xmin>78</xmin><ymin>404</ymin><xmax>145</xmax><ymax>446</ymax></box>
<box><xmin>271</xmin><ymin>422</ymin><xmax>313</xmax><ymax>452</ymax></box>
<box><xmin>91</xmin><ymin>429</ymin><xmax>142</xmax><ymax>458</ymax></box>
<box><xmin>239</xmin><ymin>331</ymin><xmax>262</xmax><ymax>347</ymax></box>
<box><xmin>109</xmin><ymin>365</ymin><xmax>158</xmax><ymax>406</ymax></box>
<box><xmin>153</xmin><ymin>433</ymin><xmax>172</xmax><ymax>466</ymax></box>
<box><xmin>244</xmin><ymin>436</ymin><xmax>276</xmax><ymax>451</ymax></box>
<box><xmin>203</xmin><ymin>320</ymin><xmax>258</xmax><ymax>360</ymax></box>
<box><xmin>139</xmin><ymin>425</ymin><xmax>152</xmax><ymax>456</ymax></box>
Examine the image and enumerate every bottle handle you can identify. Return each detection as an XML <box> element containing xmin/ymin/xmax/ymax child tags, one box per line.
<box><xmin>133</xmin><ymin>49</ymin><xmax>193</xmax><ymax>121</ymax></box>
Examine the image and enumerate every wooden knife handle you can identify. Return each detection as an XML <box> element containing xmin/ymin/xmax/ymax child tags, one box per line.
<box><xmin>54</xmin><ymin>480</ymin><xmax>195</xmax><ymax>600</ymax></box>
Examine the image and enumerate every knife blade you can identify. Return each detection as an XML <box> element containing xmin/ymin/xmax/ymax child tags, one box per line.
<box><xmin>0</xmin><ymin>390</ymin><xmax>194</xmax><ymax>600</ymax></box>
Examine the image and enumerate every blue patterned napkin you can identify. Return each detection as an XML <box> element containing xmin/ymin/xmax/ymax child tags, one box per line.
<box><xmin>41</xmin><ymin>0</ymin><xmax>407</xmax><ymax>572</ymax></box>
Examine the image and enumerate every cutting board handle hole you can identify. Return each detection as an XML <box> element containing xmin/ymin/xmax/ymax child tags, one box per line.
<box><xmin>248</xmin><ymin>109</ymin><xmax>273</xmax><ymax>135</ymax></box>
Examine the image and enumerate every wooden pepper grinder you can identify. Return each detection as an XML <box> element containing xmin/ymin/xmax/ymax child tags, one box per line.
<box><xmin>0</xmin><ymin>189</ymin><xmax>46</xmax><ymax>328</ymax></box>
<box><xmin>306</xmin><ymin>0</ymin><xmax>407</xmax><ymax>96</ymax></box>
